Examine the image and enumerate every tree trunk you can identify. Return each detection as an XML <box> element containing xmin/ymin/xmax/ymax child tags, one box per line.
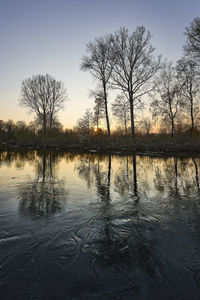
<box><xmin>49</xmin><ymin>113</ymin><xmax>53</xmax><ymax>136</ymax></box>
<box><xmin>50</xmin><ymin>117</ymin><xmax>52</xmax><ymax>135</ymax></box>
<box><xmin>103</xmin><ymin>82</ymin><xmax>110</xmax><ymax>136</ymax></box>
<box><xmin>124</xmin><ymin>118</ymin><xmax>128</xmax><ymax>136</ymax></box>
<box><xmin>188</xmin><ymin>83</ymin><xmax>194</xmax><ymax>132</ymax></box>
<box><xmin>171</xmin><ymin>117</ymin><xmax>175</xmax><ymax>138</ymax></box>
<box><xmin>190</xmin><ymin>93</ymin><xmax>194</xmax><ymax>132</ymax></box>
<box><xmin>43</xmin><ymin>115</ymin><xmax>47</xmax><ymax>135</ymax></box>
<box><xmin>97</xmin><ymin>117</ymin><xmax>99</xmax><ymax>130</ymax></box>
<box><xmin>129</xmin><ymin>100</ymin><xmax>135</xmax><ymax>139</ymax></box>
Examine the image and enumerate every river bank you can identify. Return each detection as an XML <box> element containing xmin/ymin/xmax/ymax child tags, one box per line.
<box><xmin>1</xmin><ymin>134</ymin><xmax>200</xmax><ymax>156</ymax></box>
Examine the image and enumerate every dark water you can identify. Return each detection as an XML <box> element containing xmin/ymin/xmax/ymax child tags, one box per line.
<box><xmin>1</xmin><ymin>150</ymin><xmax>200</xmax><ymax>299</ymax></box>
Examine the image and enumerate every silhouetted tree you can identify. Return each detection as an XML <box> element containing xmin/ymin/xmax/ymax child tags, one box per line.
<box><xmin>139</xmin><ymin>117</ymin><xmax>153</xmax><ymax>135</ymax></box>
<box><xmin>0</xmin><ymin>120</ymin><xmax>5</xmax><ymax>137</ymax></box>
<box><xmin>5</xmin><ymin>119</ymin><xmax>15</xmax><ymax>138</ymax></box>
<box><xmin>35</xmin><ymin>114</ymin><xmax>63</xmax><ymax>134</ymax></box>
<box><xmin>81</xmin><ymin>36</ymin><xmax>113</xmax><ymax>135</ymax></box>
<box><xmin>76</xmin><ymin>109</ymin><xmax>93</xmax><ymax>134</ymax></box>
<box><xmin>90</xmin><ymin>90</ymin><xmax>105</xmax><ymax>130</ymax></box>
<box><xmin>184</xmin><ymin>17</ymin><xmax>200</xmax><ymax>65</ymax></box>
<box><xmin>15</xmin><ymin>121</ymin><xmax>29</xmax><ymax>137</ymax></box>
<box><xmin>110</xmin><ymin>27</ymin><xmax>160</xmax><ymax>138</ymax></box>
<box><xmin>20</xmin><ymin>74</ymin><xmax>67</xmax><ymax>135</ymax></box>
<box><xmin>176</xmin><ymin>57</ymin><xmax>200</xmax><ymax>131</ymax></box>
<box><xmin>28</xmin><ymin>121</ymin><xmax>38</xmax><ymax>135</ymax></box>
<box><xmin>112</xmin><ymin>95</ymin><xmax>130</xmax><ymax>135</ymax></box>
<box><xmin>151</xmin><ymin>63</ymin><xmax>180</xmax><ymax>137</ymax></box>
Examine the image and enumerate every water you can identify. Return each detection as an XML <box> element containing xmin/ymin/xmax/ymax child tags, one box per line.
<box><xmin>1</xmin><ymin>150</ymin><xmax>200</xmax><ymax>299</ymax></box>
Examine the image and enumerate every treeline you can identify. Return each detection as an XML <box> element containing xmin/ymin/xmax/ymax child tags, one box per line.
<box><xmin>79</xmin><ymin>17</ymin><xmax>200</xmax><ymax>138</ymax></box>
<box><xmin>0</xmin><ymin>119</ymin><xmax>64</xmax><ymax>140</ymax></box>
<box><xmin>3</xmin><ymin>17</ymin><xmax>200</xmax><ymax>142</ymax></box>
<box><xmin>1</xmin><ymin>116</ymin><xmax>200</xmax><ymax>143</ymax></box>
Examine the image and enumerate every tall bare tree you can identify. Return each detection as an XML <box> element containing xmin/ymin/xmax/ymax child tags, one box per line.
<box><xmin>20</xmin><ymin>74</ymin><xmax>67</xmax><ymax>135</ymax></box>
<box><xmin>81</xmin><ymin>36</ymin><xmax>113</xmax><ymax>135</ymax></box>
<box><xmin>110</xmin><ymin>27</ymin><xmax>160</xmax><ymax>138</ymax></box>
<box><xmin>151</xmin><ymin>63</ymin><xmax>180</xmax><ymax>137</ymax></box>
<box><xmin>112</xmin><ymin>94</ymin><xmax>130</xmax><ymax>135</ymax></box>
<box><xmin>176</xmin><ymin>57</ymin><xmax>200</xmax><ymax>131</ymax></box>
<box><xmin>184</xmin><ymin>17</ymin><xmax>200</xmax><ymax>65</ymax></box>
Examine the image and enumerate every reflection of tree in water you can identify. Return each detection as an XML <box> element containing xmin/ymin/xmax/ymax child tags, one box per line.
<box><xmin>92</xmin><ymin>155</ymin><xmax>200</xmax><ymax>295</ymax></box>
<box><xmin>94</xmin><ymin>156</ymin><xmax>160</xmax><ymax>279</ymax></box>
<box><xmin>114</xmin><ymin>155</ymin><xmax>139</xmax><ymax>203</ymax></box>
<box><xmin>153</xmin><ymin>157</ymin><xmax>200</xmax><ymax>203</ymax></box>
<box><xmin>192</xmin><ymin>158</ymin><xmax>200</xmax><ymax>195</ymax></box>
<box><xmin>93</xmin><ymin>155</ymin><xmax>111</xmax><ymax>203</ymax></box>
<box><xmin>18</xmin><ymin>153</ymin><xmax>67</xmax><ymax>217</ymax></box>
<box><xmin>154</xmin><ymin>157</ymin><xmax>181</xmax><ymax>199</ymax></box>
<box><xmin>75</xmin><ymin>154</ymin><xmax>96</xmax><ymax>188</ymax></box>
<box><xmin>180</xmin><ymin>157</ymin><xmax>200</xmax><ymax>198</ymax></box>
<box><xmin>152</xmin><ymin>156</ymin><xmax>200</xmax><ymax>288</ymax></box>
<box><xmin>75</xmin><ymin>154</ymin><xmax>161</xmax><ymax>283</ymax></box>
<box><xmin>0</xmin><ymin>150</ymin><xmax>36</xmax><ymax>168</ymax></box>
<box><xmin>75</xmin><ymin>154</ymin><xmax>200</xmax><ymax>290</ymax></box>
<box><xmin>92</xmin><ymin>211</ymin><xmax>161</xmax><ymax>280</ymax></box>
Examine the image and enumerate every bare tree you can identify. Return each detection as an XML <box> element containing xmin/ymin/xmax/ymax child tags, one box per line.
<box><xmin>90</xmin><ymin>90</ymin><xmax>105</xmax><ymax>130</ymax></box>
<box><xmin>81</xmin><ymin>36</ymin><xmax>113</xmax><ymax>135</ymax></box>
<box><xmin>112</xmin><ymin>94</ymin><xmax>130</xmax><ymax>135</ymax></box>
<box><xmin>110</xmin><ymin>27</ymin><xmax>160</xmax><ymax>138</ymax></box>
<box><xmin>5</xmin><ymin>120</ymin><xmax>15</xmax><ymax>138</ymax></box>
<box><xmin>151</xmin><ymin>63</ymin><xmax>180</xmax><ymax>137</ymax></box>
<box><xmin>176</xmin><ymin>57</ymin><xmax>200</xmax><ymax>131</ymax></box>
<box><xmin>20</xmin><ymin>74</ymin><xmax>67</xmax><ymax>135</ymax></box>
<box><xmin>76</xmin><ymin>109</ymin><xmax>93</xmax><ymax>134</ymax></box>
<box><xmin>139</xmin><ymin>117</ymin><xmax>153</xmax><ymax>135</ymax></box>
<box><xmin>47</xmin><ymin>77</ymin><xmax>67</xmax><ymax>134</ymax></box>
<box><xmin>184</xmin><ymin>17</ymin><xmax>200</xmax><ymax>65</ymax></box>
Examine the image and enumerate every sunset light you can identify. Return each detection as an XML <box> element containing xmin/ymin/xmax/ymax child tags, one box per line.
<box><xmin>1</xmin><ymin>1</ymin><xmax>200</xmax><ymax>299</ymax></box>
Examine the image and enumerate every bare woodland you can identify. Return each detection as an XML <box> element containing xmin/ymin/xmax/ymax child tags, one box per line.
<box><xmin>1</xmin><ymin>17</ymin><xmax>200</xmax><ymax>145</ymax></box>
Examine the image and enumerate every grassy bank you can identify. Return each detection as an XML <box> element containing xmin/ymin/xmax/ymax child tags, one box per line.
<box><xmin>1</xmin><ymin>133</ymin><xmax>200</xmax><ymax>154</ymax></box>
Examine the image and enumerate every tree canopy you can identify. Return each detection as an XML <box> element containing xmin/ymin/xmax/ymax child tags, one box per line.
<box><xmin>20</xmin><ymin>74</ymin><xmax>67</xmax><ymax>135</ymax></box>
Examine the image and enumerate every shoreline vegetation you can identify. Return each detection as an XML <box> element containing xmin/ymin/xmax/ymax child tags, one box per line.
<box><xmin>1</xmin><ymin>132</ymin><xmax>200</xmax><ymax>156</ymax></box>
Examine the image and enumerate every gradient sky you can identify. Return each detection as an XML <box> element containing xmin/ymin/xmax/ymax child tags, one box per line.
<box><xmin>0</xmin><ymin>0</ymin><xmax>200</xmax><ymax>128</ymax></box>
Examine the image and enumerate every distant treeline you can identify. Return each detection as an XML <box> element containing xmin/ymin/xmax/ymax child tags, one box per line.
<box><xmin>1</xmin><ymin>118</ymin><xmax>200</xmax><ymax>140</ymax></box>
<box><xmin>2</xmin><ymin>118</ymin><xmax>200</xmax><ymax>154</ymax></box>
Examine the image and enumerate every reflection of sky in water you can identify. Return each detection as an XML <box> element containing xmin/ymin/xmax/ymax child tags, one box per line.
<box><xmin>0</xmin><ymin>151</ymin><xmax>200</xmax><ymax>212</ymax></box>
<box><xmin>0</xmin><ymin>151</ymin><xmax>200</xmax><ymax>215</ymax></box>
<box><xmin>1</xmin><ymin>150</ymin><xmax>200</xmax><ymax>299</ymax></box>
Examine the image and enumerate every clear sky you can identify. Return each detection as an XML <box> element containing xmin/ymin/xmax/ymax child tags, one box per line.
<box><xmin>0</xmin><ymin>0</ymin><xmax>200</xmax><ymax>128</ymax></box>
